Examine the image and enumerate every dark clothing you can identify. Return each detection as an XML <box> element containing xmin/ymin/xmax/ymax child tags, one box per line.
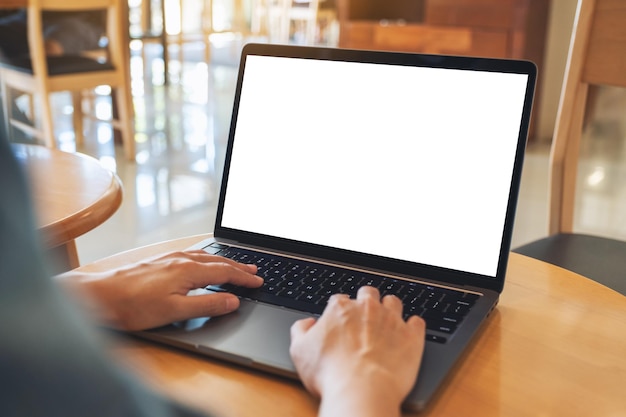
<box><xmin>0</xmin><ymin>10</ymin><xmax>105</xmax><ymax>58</ymax></box>
<box><xmin>0</xmin><ymin>123</ymin><xmax>207</xmax><ymax>416</ymax></box>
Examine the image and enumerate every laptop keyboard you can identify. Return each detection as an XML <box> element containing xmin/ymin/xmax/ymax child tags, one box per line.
<box><xmin>206</xmin><ymin>244</ymin><xmax>481</xmax><ymax>344</ymax></box>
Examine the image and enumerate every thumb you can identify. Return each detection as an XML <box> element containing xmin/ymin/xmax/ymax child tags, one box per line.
<box><xmin>290</xmin><ymin>317</ymin><xmax>316</xmax><ymax>341</ymax></box>
<box><xmin>176</xmin><ymin>292</ymin><xmax>241</xmax><ymax>319</ymax></box>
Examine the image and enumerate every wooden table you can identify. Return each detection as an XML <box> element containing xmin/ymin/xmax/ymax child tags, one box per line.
<box><xmin>13</xmin><ymin>144</ymin><xmax>122</xmax><ymax>272</ymax></box>
<box><xmin>0</xmin><ymin>0</ymin><xmax>25</xmax><ymax>7</ymax></box>
<box><xmin>77</xmin><ymin>234</ymin><xmax>626</xmax><ymax>417</ymax></box>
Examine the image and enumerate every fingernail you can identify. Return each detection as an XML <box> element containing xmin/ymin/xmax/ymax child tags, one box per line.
<box><xmin>226</xmin><ymin>296</ymin><xmax>240</xmax><ymax>311</ymax></box>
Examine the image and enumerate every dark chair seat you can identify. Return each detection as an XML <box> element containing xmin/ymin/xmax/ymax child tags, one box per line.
<box><xmin>513</xmin><ymin>234</ymin><xmax>626</xmax><ymax>295</ymax></box>
<box><xmin>0</xmin><ymin>55</ymin><xmax>114</xmax><ymax>75</ymax></box>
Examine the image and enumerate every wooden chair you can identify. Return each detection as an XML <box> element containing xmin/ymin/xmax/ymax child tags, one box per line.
<box><xmin>129</xmin><ymin>0</ymin><xmax>170</xmax><ymax>85</ymax></box>
<box><xmin>251</xmin><ymin>0</ymin><xmax>321</xmax><ymax>44</ymax></box>
<box><xmin>288</xmin><ymin>0</ymin><xmax>321</xmax><ymax>44</ymax></box>
<box><xmin>0</xmin><ymin>0</ymin><xmax>135</xmax><ymax>160</ymax></box>
<box><xmin>174</xmin><ymin>0</ymin><xmax>247</xmax><ymax>65</ymax></box>
<box><xmin>513</xmin><ymin>0</ymin><xmax>626</xmax><ymax>295</ymax></box>
<box><xmin>174</xmin><ymin>0</ymin><xmax>212</xmax><ymax>66</ymax></box>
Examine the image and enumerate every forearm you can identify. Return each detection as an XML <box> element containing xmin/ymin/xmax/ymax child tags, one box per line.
<box><xmin>53</xmin><ymin>270</ymin><xmax>120</xmax><ymax>327</ymax></box>
<box><xmin>319</xmin><ymin>391</ymin><xmax>402</xmax><ymax>417</ymax></box>
<box><xmin>317</xmin><ymin>374</ymin><xmax>404</xmax><ymax>417</ymax></box>
<box><xmin>54</xmin><ymin>269</ymin><xmax>103</xmax><ymax>287</ymax></box>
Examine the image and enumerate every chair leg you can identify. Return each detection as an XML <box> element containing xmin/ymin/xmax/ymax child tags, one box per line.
<box><xmin>0</xmin><ymin>77</ymin><xmax>11</xmax><ymax>138</ymax></box>
<box><xmin>150</xmin><ymin>0</ymin><xmax>169</xmax><ymax>84</ymax></box>
<box><xmin>280</xmin><ymin>0</ymin><xmax>291</xmax><ymax>43</ymax></box>
<box><xmin>305</xmin><ymin>1</ymin><xmax>318</xmax><ymax>45</ymax></box>
<box><xmin>162</xmin><ymin>40</ymin><xmax>170</xmax><ymax>85</ymax></box>
<box><xmin>40</xmin><ymin>91</ymin><xmax>56</xmax><ymax>148</ymax></box>
<box><xmin>203</xmin><ymin>0</ymin><xmax>213</xmax><ymax>64</ymax></box>
<box><xmin>114</xmin><ymin>86</ymin><xmax>135</xmax><ymax>160</ymax></box>
<box><xmin>250</xmin><ymin>0</ymin><xmax>265</xmax><ymax>36</ymax></box>
<box><xmin>72</xmin><ymin>91</ymin><xmax>85</xmax><ymax>148</ymax></box>
<box><xmin>178</xmin><ymin>0</ymin><xmax>185</xmax><ymax>65</ymax></box>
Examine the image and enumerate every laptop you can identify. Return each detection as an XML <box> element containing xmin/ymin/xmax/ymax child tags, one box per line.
<box><xmin>138</xmin><ymin>43</ymin><xmax>536</xmax><ymax>411</ymax></box>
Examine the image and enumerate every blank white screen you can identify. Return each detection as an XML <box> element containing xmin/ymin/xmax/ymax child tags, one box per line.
<box><xmin>221</xmin><ymin>55</ymin><xmax>529</xmax><ymax>277</ymax></box>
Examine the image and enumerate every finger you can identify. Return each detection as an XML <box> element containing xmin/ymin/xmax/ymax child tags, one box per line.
<box><xmin>357</xmin><ymin>285</ymin><xmax>380</xmax><ymax>301</ymax></box>
<box><xmin>382</xmin><ymin>293</ymin><xmax>403</xmax><ymax>314</ymax></box>
<box><xmin>154</xmin><ymin>250</ymin><xmax>258</xmax><ymax>272</ymax></box>
<box><xmin>327</xmin><ymin>293</ymin><xmax>349</xmax><ymax>305</ymax></box>
<box><xmin>186</xmin><ymin>262</ymin><xmax>264</xmax><ymax>289</ymax></box>
<box><xmin>173</xmin><ymin>292</ymin><xmax>242</xmax><ymax>319</ymax></box>
<box><xmin>407</xmin><ymin>314</ymin><xmax>427</xmax><ymax>331</ymax></box>
<box><xmin>290</xmin><ymin>316</ymin><xmax>316</xmax><ymax>340</ymax></box>
<box><xmin>151</xmin><ymin>250</ymin><xmax>225</xmax><ymax>263</ymax></box>
<box><xmin>178</xmin><ymin>250</ymin><xmax>259</xmax><ymax>273</ymax></box>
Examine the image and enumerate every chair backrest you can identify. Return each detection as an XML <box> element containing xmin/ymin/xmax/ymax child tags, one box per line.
<box><xmin>26</xmin><ymin>0</ymin><xmax>123</xmax><ymax>78</ymax></box>
<box><xmin>548</xmin><ymin>0</ymin><xmax>626</xmax><ymax>234</ymax></box>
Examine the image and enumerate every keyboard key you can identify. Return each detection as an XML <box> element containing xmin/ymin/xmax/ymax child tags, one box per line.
<box><xmin>300</xmin><ymin>293</ymin><xmax>322</xmax><ymax>304</ymax></box>
<box><xmin>319</xmin><ymin>287</ymin><xmax>338</xmax><ymax>296</ymax></box>
<box><xmin>344</xmin><ymin>274</ymin><xmax>363</xmax><ymax>285</ymax></box>
<box><xmin>342</xmin><ymin>284</ymin><xmax>360</xmax><ymax>297</ymax></box>
<box><xmin>427</xmin><ymin>320</ymin><xmax>458</xmax><ymax>334</ymax></box>
<box><xmin>451</xmin><ymin>304</ymin><xmax>470</xmax><ymax>316</ymax></box>
<box><xmin>404</xmin><ymin>305</ymin><xmax>424</xmax><ymax>318</ymax></box>
<box><xmin>316</xmin><ymin>295</ymin><xmax>330</xmax><ymax>306</ymax></box>
<box><xmin>283</xmin><ymin>280</ymin><xmax>299</xmax><ymax>288</ymax></box>
<box><xmin>441</xmin><ymin>314</ymin><xmax>463</xmax><ymax>324</ymax></box>
<box><xmin>362</xmin><ymin>275</ymin><xmax>384</xmax><ymax>288</ymax></box>
<box><xmin>260</xmin><ymin>285</ymin><xmax>282</xmax><ymax>295</ymax></box>
<box><xmin>426</xmin><ymin>334</ymin><xmax>448</xmax><ymax>344</ymax></box>
<box><xmin>282</xmin><ymin>289</ymin><xmax>302</xmax><ymax>299</ymax></box>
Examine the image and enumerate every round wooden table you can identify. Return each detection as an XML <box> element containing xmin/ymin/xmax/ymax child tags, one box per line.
<box><xmin>13</xmin><ymin>144</ymin><xmax>123</xmax><ymax>272</ymax></box>
<box><xmin>77</xmin><ymin>234</ymin><xmax>626</xmax><ymax>417</ymax></box>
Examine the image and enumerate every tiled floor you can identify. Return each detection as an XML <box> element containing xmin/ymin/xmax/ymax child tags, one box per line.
<box><xmin>29</xmin><ymin>36</ymin><xmax>626</xmax><ymax>267</ymax></box>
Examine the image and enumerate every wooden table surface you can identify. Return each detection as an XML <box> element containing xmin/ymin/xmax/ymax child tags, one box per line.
<box><xmin>13</xmin><ymin>144</ymin><xmax>122</xmax><ymax>271</ymax></box>
<box><xmin>77</xmin><ymin>234</ymin><xmax>626</xmax><ymax>417</ymax></box>
<box><xmin>0</xmin><ymin>0</ymin><xmax>25</xmax><ymax>7</ymax></box>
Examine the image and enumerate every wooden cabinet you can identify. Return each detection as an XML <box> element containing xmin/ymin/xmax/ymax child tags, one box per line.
<box><xmin>336</xmin><ymin>0</ymin><xmax>551</xmax><ymax>139</ymax></box>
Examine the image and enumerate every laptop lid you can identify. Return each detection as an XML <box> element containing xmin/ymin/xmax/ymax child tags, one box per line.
<box><xmin>214</xmin><ymin>43</ymin><xmax>536</xmax><ymax>293</ymax></box>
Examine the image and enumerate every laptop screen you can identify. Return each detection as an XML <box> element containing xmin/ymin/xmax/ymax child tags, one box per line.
<box><xmin>219</xmin><ymin>49</ymin><xmax>533</xmax><ymax>280</ymax></box>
